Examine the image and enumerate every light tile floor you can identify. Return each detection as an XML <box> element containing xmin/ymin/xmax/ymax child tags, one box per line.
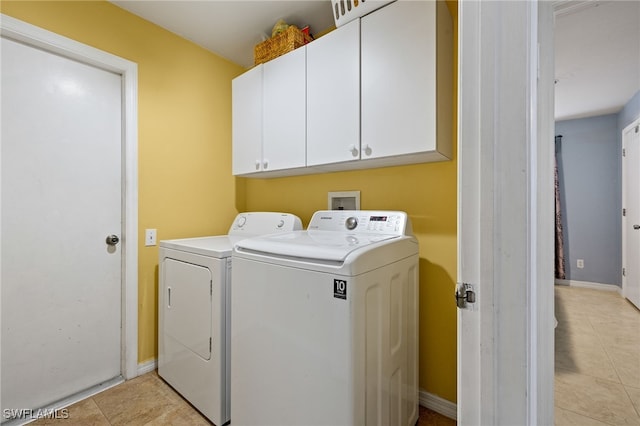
<box><xmin>555</xmin><ymin>285</ymin><xmax>640</xmax><ymax>426</ymax></box>
<box><xmin>30</xmin><ymin>371</ymin><xmax>455</xmax><ymax>425</ymax></box>
<box><xmin>30</xmin><ymin>284</ymin><xmax>638</xmax><ymax>425</ymax></box>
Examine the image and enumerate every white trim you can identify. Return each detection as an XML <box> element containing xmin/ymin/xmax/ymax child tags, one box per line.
<box><xmin>419</xmin><ymin>390</ymin><xmax>457</xmax><ymax>421</ymax></box>
<box><xmin>137</xmin><ymin>359</ymin><xmax>158</xmax><ymax>376</ymax></box>
<box><xmin>457</xmin><ymin>2</ymin><xmax>555</xmax><ymax>425</ymax></box>
<box><xmin>534</xmin><ymin>3</ymin><xmax>557</xmax><ymax>425</ymax></box>
<box><xmin>456</xmin><ymin>1</ymin><xmax>482</xmax><ymax>423</ymax></box>
<box><xmin>555</xmin><ymin>279</ymin><xmax>622</xmax><ymax>293</ymax></box>
<box><xmin>3</xmin><ymin>377</ymin><xmax>125</xmax><ymax>426</ymax></box>
<box><xmin>1</xmin><ymin>14</ymin><xmax>139</xmax><ymax>380</ymax></box>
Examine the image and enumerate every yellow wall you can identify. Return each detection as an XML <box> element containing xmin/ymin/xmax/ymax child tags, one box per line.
<box><xmin>1</xmin><ymin>0</ymin><xmax>245</xmax><ymax>365</ymax></box>
<box><xmin>241</xmin><ymin>1</ymin><xmax>459</xmax><ymax>403</ymax></box>
<box><xmin>2</xmin><ymin>0</ymin><xmax>458</xmax><ymax>403</ymax></box>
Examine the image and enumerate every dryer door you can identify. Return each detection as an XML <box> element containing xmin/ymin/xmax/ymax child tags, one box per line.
<box><xmin>164</xmin><ymin>258</ymin><xmax>212</xmax><ymax>360</ymax></box>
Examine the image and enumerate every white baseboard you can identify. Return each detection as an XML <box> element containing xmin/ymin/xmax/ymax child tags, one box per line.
<box><xmin>419</xmin><ymin>389</ymin><xmax>457</xmax><ymax>421</ymax></box>
<box><xmin>137</xmin><ymin>359</ymin><xmax>157</xmax><ymax>376</ymax></box>
<box><xmin>134</xmin><ymin>364</ymin><xmax>456</xmax><ymax>421</ymax></box>
<box><xmin>136</xmin><ymin>360</ymin><xmax>457</xmax><ymax>421</ymax></box>
<box><xmin>555</xmin><ymin>279</ymin><xmax>621</xmax><ymax>294</ymax></box>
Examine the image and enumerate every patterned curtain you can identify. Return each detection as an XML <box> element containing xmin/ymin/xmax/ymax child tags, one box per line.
<box><xmin>555</xmin><ymin>135</ymin><xmax>566</xmax><ymax>279</ymax></box>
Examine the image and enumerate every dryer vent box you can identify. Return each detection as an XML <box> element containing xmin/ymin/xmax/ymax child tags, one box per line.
<box><xmin>328</xmin><ymin>191</ymin><xmax>360</xmax><ymax>210</ymax></box>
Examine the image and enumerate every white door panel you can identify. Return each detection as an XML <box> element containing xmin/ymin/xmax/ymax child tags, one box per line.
<box><xmin>1</xmin><ymin>36</ymin><xmax>122</xmax><ymax>413</ymax></box>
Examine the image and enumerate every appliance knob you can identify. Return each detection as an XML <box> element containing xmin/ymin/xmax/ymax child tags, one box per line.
<box><xmin>237</xmin><ymin>216</ymin><xmax>247</xmax><ymax>227</ymax></box>
<box><xmin>345</xmin><ymin>216</ymin><xmax>358</xmax><ymax>230</ymax></box>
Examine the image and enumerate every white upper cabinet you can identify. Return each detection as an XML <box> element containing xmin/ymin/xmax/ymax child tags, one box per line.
<box><xmin>231</xmin><ymin>1</ymin><xmax>453</xmax><ymax>177</ymax></box>
<box><xmin>232</xmin><ymin>47</ymin><xmax>306</xmax><ymax>176</ymax></box>
<box><xmin>361</xmin><ymin>0</ymin><xmax>452</xmax><ymax>163</ymax></box>
<box><xmin>232</xmin><ymin>64</ymin><xmax>263</xmax><ymax>175</ymax></box>
<box><xmin>262</xmin><ymin>46</ymin><xmax>307</xmax><ymax>173</ymax></box>
<box><xmin>306</xmin><ymin>18</ymin><xmax>360</xmax><ymax>167</ymax></box>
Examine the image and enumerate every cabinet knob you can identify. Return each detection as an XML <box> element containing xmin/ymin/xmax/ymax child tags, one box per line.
<box><xmin>263</xmin><ymin>159</ymin><xmax>269</xmax><ymax>169</ymax></box>
<box><xmin>348</xmin><ymin>144</ymin><xmax>359</xmax><ymax>157</ymax></box>
<box><xmin>363</xmin><ymin>144</ymin><xmax>372</xmax><ymax>156</ymax></box>
<box><xmin>255</xmin><ymin>160</ymin><xmax>260</xmax><ymax>170</ymax></box>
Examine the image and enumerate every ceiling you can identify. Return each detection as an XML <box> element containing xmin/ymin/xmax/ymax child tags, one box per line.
<box><xmin>110</xmin><ymin>0</ymin><xmax>336</xmax><ymax>68</ymax></box>
<box><xmin>554</xmin><ymin>0</ymin><xmax>639</xmax><ymax>121</ymax></box>
<box><xmin>110</xmin><ymin>0</ymin><xmax>639</xmax><ymax>121</ymax></box>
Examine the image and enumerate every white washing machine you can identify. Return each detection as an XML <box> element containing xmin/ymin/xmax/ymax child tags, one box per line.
<box><xmin>158</xmin><ymin>212</ymin><xmax>302</xmax><ymax>425</ymax></box>
<box><xmin>231</xmin><ymin>210</ymin><xmax>419</xmax><ymax>426</ymax></box>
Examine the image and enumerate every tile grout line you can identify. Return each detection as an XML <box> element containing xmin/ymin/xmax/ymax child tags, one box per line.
<box><xmin>587</xmin><ymin>313</ymin><xmax>626</xmax><ymax>387</ymax></box>
<box><xmin>90</xmin><ymin>396</ymin><xmax>114</xmax><ymax>426</ymax></box>
<box><xmin>554</xmin><ymin>287</ymin><xmax>640</xmax><ymax>425</ymax></box>
<box><xmin>622</xmin><ymin>385</ymin><xmax>640</xmax><ymax>420</ymax></box>
<box><xmin>590</xmin><ymin>292</ymin><xmax>640</xmax><ymax>415</ymax></box>
<box><xmin>556</xmin><ymin>405</ymin><xmax>619</xmax><ymax>426</ymax></box>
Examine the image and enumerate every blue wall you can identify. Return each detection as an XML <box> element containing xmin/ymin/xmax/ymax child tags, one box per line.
<box><xmin>556</xmin><ymin>114</ymin><xmax>621</xmax><ymax>285</ymax></box>
<box><xmin>555</xmin><ymin>90</ymin><xmax>640</xmax><ymax>286</ymax></box>
<box><xmin>618</xmin><ymin>90</ymin><xmax>640</xmax><ymax>131</ymax></box>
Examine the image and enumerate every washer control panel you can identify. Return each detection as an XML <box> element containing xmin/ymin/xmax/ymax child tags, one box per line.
<box><xmin>307</xmin><ymin>210</ymin><xmax>412</xmax><ymax>236</ymax></box>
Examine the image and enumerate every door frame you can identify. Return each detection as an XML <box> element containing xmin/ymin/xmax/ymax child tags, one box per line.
<box><xmin>457</xmin><ymin>1</ymin><xmax>555</xmax><ymax>424</ymax></box>
<box><xmin>622</xmin><ymin>117</ymin><xmax>640</xmax><ymax>307</ymax></box>
<box><xmin>1</xmin><ymin>14</ymin><xmax>139</xmax><ymax>380</ymax></box>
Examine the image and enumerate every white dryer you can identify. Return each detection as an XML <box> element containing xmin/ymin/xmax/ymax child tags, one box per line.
<box><xmin>231</xmin><ymin>210</ymin><xmax>419</xmax><ymax>426</ymax></box>
<box><xmin>158</xmin><ymin>212</ymin><xmax>302</xmax><ymax>425</ymax></box>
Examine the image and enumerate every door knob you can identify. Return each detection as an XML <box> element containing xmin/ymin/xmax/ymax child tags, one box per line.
<box><xmin>106</xmin><ymin>235</ymin><xmax>120</xmax><ymax>246</ymax></box>
<box><xmin>634</xmin><ymin>225</ymin><xmax>640</xmax><ymax>230</ymax></box>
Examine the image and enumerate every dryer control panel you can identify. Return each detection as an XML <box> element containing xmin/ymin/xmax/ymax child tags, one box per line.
<box><xmin>229</xmin><ymin>212</ymin><xmax>302</xmax><ymax>236</ymax></box>
<box><xmin>307</xmin><ymin>210</ymin><xmax>412</xmax><ymax>236</ymax></box>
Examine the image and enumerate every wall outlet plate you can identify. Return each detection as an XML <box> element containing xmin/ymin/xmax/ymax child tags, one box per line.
<box><xmin>328</xmin><ymin>191</ymin><xmax>360</xmax><ymax>210</ymax></box>
<box><xmin>145</xmin><ymin>229</ymin><xmax>157</xmax><ymax>246</ymax></box>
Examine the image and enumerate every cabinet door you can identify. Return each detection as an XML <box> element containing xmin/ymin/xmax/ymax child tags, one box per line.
<box><xmin>307</xmin><ymin>19</ymin><xmax>360</xmax><ymax>166</ymax></box>
<box><xmin>232</xmin><ymin>65</ymin><xmax>263</xmax><ymax>175</ymax></box>
<box><xmin>263</xmin><ymin>47</ymin><xmax>306</xmax><ymax>172</ymax></box>
<box><xmin>361</xmin><ymin>1</ymin><xmax>437</xmax><ymax>159</ymax></box>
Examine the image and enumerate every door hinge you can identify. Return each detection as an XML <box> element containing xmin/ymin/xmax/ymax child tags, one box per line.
<box><xmin>455</xmin><ymin>282</ymin><xmax>476</xmax><ymax>309</ymax></box>
<box><xmin>623</xmin><ymin>148</ymin><xmax>626</xmax><ymax>157</ymax></box>
<box><xmin>623</xmin><ymin>208</ymin><xmax>626</xmax><ymax>216</ymax></box>
<box><xmin>210</xmin><ymin>280</ymin><xmax>213</xmax><ymax>296</ymax></box>
<box><xmin>209</xmin><ymin>337</ymin><xmax>212</xmax><ymax>353</ymax></box>
<box><xmin>635</xmin><ymin>125</ymin><xmax>639</xmax><ymax>133</ymax></box>
<box><xmin>623</xmin><ymin>268</ymin><xmax>626</xmax><ymax>277</ymax></box>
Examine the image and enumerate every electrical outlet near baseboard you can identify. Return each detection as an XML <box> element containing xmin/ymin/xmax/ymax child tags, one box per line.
<box><xmin>577</xmin><ymin>259</ymin><xmax>584</xmax><ymax>269</ymax></box>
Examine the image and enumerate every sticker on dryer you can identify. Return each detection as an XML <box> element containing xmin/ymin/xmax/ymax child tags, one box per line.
<box><xmin>333</xmin><ymin>279</ymin><xmax>347</xmax><ymax>300</ymax></box>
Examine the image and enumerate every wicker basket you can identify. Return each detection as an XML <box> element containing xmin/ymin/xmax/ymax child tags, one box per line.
<box><xmin>254</xmin><ymin>26</ymin><xmax>313</xmax><ymax>65</ymax></box>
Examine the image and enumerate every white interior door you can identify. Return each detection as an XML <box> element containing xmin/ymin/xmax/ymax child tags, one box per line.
<box><xmin>1</xmin><ymin>35</ymin><xmax>122</xmax><ymax>415</ymax></box>
<box><xmin>623</xmin><ymin>119</ymin><xmax>640</xmax><ymax>309</ymax></box>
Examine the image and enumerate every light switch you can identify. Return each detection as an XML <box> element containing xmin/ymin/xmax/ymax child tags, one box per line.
<box><xmin>145</xmin><ymin>229</ymin><xmax>157</xmax><ymax>246</ymax></box>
